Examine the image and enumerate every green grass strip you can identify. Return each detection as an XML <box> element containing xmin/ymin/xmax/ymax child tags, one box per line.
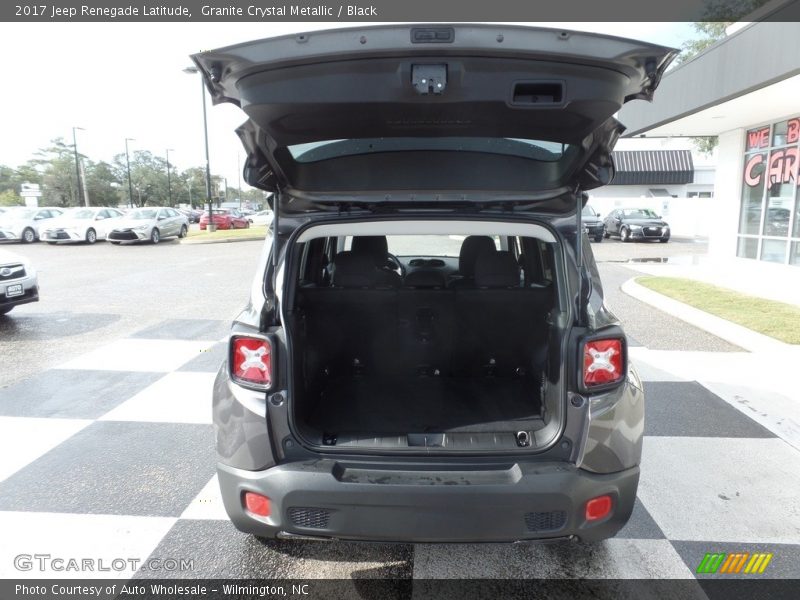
<box><xmin>636</xmin><ymin>276</ymin><xmax>800</xmax><ymax>344</ymax></box>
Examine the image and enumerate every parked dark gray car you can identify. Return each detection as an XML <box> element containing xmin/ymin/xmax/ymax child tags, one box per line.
<box><xmin>199</xmin><ymin>24</ymin><xmax>675</xmax><ymax>543</ymax></box>
<box><xmin>603</xmin><ymin>208</ymin><xmax>671</xmax><ymax>243</ymax></box>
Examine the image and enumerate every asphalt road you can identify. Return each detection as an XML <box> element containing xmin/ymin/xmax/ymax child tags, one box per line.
<box><xmin>0</xmin><ymin>238</ymin><xmax>264</xmax><ymax>387</ymax></box>
<box><xmin>3</xmin><ymin>233</ymin><xmax>795</xmax><ymax>583</ymax></box>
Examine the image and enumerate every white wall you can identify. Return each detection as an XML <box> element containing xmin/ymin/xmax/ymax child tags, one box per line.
<box><xmin>708</xmin><ymin>128</ymin><xmax>745</xmax><ymax>257</ymax></box>
<box><xmin>587</xmin><ymin>195</ymin><xmax>715</xmax><ymax>238</ymax></box>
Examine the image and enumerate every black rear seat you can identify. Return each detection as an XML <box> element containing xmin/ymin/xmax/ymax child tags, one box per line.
<box><xmin>298</xmin><ymin>250</ymin><xmax>552</xmax><ymax>379</ymax></box>
<box><xmin>454</xmin><ymin>252</ymin><xmax>552</xmax><ymax>376</ymax></box>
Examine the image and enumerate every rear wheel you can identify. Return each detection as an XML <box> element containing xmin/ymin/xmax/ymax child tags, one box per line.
<box><xmin>244</xmin><ymin>221</ymin><xmax>250</xmax><ymax>229</ymax></box>
<box><xmin>85</xmin><ymin>228</ymin><xmax>97</xmax><ymax>244</ymax></box>
<box><xmin>594</xmin><ymin>234</ymin><xmax>603</xmax><ymax>243</ymax></box>
<box><xmin>151</xmin><ymin>228</ymin><xmax>160</xmax><ymax>244</ymax></box>
<box><xmin>603</xmin><ymin>227</ymin><xmax>610</xmax><ymax>239</ymax></box>
<box><xmin>22</xmin><ymin>228</ymin><xmax>36</xmax><ymax>244</ymax></box>
<box><xmin>620</xmin><ymin>227</ymin><xmax>631</xmax><ymax>243</ymax></box>
<box><xmin>179</xmin><ymin>224</ymin><xmax>188</xmax><ymax>238</ymax></box>
<box><xmin>659</xmin><ymin>237</ymin><xmax>670</xmax><ymax>243</ymax></box>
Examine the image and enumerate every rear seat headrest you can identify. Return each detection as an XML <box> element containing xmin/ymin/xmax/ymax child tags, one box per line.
<box><xmin>474</xmin><ymin>251</ymin><xmax>520</xmax><ymax>288</ymax></box>
<box><xmin>458</xmin><ymin>236</ymin><xmax>496</xmax><ymax>277</ymax></box>
<box><xmin>331</xmin><ymin>252</ymin><xmax>380</xmax><ymax>288</ymax></box>
<box><xmin>403</xmin><ymin>269</ymin><xmax>447</xmax><ymax>289</ymax></box>
<box><xmin>351</xmin><ymin>236</ymin><xmax>389</xmax><ymax>266</ymax></box>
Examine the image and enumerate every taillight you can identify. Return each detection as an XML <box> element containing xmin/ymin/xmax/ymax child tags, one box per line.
<box><xmin>585</xmin><ymin>495</ymin><xmax>613</xmax><ymax>521</ymax></box>
<box><xmin>243</xmin><ymin>491</ymin><xmax>271</xmax><ymax>517</ymax></box>
<box><xmin>231</xmin><ymin>335</ymin><xmax>272</xmax><ymax>388</ymax></box>
<box><xmin>583</xmin><ymin>338</ymin><xmax>624</xmax><ymax>388</ymax></box>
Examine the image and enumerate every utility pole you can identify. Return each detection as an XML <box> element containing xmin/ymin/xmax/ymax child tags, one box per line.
<box><xmin>72</xmin><ymin>127</ymin><xmax>86</xmax><ymax>206</ymax></box>
<box><xmin>166</xmin><ymin>148</ymin><xmax>175</xmax><ymax>207</ymax></box>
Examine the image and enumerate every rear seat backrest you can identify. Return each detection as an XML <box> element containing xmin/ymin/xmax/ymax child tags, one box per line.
<box><xmin>398</xmin><ymin>270</ymin><xmax>454</xmax><ymax>374</ymax></box>
<box><xmin>455</xmin><ymin>252</ymin><xmax>552</xmax><ymax>376</ymax></box>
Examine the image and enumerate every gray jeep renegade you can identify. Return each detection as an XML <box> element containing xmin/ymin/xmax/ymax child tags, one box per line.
<box><xmin>199</xmin><ymin>24</ymin><xmax>675</xmax><ymax>543</ymax></box>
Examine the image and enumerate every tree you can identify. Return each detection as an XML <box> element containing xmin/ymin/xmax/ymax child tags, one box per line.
<box><xmin>84</xmin><ymin>160</ymin><xmax>121</xmax><ymax>206</ymax></box>
<box><xmin>30</xmin><ymin>138</ymin><xmax>81</xmax><ymax>207</ymax></box>
<box><xmin>112</xmin><ymin>150</ymin><xmax>170</xmax><ymax>207</ymax></box>
<box><xmin>0</xmin><ymin>189</ymin><xmax>23</xmax><ymax>207</ymax></box>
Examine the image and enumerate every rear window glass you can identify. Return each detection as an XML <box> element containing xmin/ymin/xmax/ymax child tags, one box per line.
<box><xmin>344</xmin><ymin>235</ymin><xmax>501</xmax><ymax>257</ymax></box>
<box><xmin>289</xmin><ymin>138</ymin><xmax>571</xmax><ymax>163</ymax></box>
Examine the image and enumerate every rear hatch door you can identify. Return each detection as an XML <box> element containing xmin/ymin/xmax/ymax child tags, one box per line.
<box><xmin>192</xmin><ymin>24</ymin><xmax>676</xmax><ymax>212</ymax></box>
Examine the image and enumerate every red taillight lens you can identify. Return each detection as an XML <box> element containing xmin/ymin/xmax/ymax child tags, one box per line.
<box><xmin>244</xmin><ymin>491</ymin><xmax>271</xmax><ymax>517</ymax></box>
<box><xmin>583</xmin><ymin>338</ymin><xmax>624</xmax><ymax>387</ymax></box>
<box><xmin>231</xmin><ymin>336</ymin><xmax>272</xmax><ymax>387</ymax></box>
<box><xmin>585</xmin><ymin>495</ymin><xmax>613</xmax><ymax>521</ymax></box>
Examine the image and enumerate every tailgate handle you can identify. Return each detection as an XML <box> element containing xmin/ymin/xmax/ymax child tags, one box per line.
<box><xmin>411</xmin><ymin>27</ymin><xmax>454</xmax><ymax>44</ymax></box>
<box><xmin>511</xmin><ymin>81</ymin><xmax>564</xmax><ymax>105</ymax></box>
<box><xmin>412</xmin><ymin>64</ymin><xmax>447</xmax><ymax>95</ymax></box>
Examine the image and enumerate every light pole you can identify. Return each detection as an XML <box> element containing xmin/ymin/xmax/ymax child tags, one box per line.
<box><xmin>124</xmin><ymin>138</ymin><xmax>135</xmax><ymax>208</ymax></box>
<box><xmin>72</xmin><ymin>126</ymin><xmax>86</xmax><ymax>206</ymax></box>
<box><xmin>183</xmin><ymin>65</ymin><xmax>215</xmax><ymax>231</ymax></box>
<box><xmin>166</xmin><ymin>148</ymin><xmax>174</xmax><ymax>207</ymax></box>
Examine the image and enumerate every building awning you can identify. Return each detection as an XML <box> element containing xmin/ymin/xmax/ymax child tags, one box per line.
<box><xmin>610</xmin><ymin>150</ymin><xmax>694</xmax><ymax>185</ymax></box>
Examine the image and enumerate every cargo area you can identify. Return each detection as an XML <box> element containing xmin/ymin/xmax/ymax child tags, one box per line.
<box><xmin>285</xmin><ymin>228</ymin><xmax>566</xmax><ymax>451</ymax></box>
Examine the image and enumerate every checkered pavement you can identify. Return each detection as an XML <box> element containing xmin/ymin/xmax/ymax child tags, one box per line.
<box><xmin>1</xmin><ymin>318</ymin><xmax>799</xmax><ymax>580</ymax></box>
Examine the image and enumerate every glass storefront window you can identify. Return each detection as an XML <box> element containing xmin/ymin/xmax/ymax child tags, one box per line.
<box><xmin>761</xmin><ymin>239</ymin><xmax>787</xmax><ymax>263</ymax></box>
<box><xmin>739</xmin><ymin>152</ymin><xmax>767</xmax><ymax>235</ymax></box>
<box><xmin>738</xmin><ymin>117</ymin><xmax>800</xmax><ymax>266</ymax></box>
<box><xmin>737</xmin><ymin>237</ymin><xmax>759</xmax><ymax>259</ymax></box>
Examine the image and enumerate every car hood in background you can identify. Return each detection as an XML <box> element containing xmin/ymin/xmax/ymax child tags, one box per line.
<box><xmin>111</xmin><ymin>219</ymin><xmax>155</xmax><ymax>230</ymax></box>
<box><xmin>192</xmin><ymin>24</ymin><xmax>677</xmax><ymax>212</ymax></box>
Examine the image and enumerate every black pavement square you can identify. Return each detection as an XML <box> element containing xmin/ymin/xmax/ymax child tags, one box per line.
<box><xmin>614</xmin><ymin>497</ymin><xmax>665</xmax><ymax>539</ymax></box>
<box><xmin>671</xmin><ymin>540</ymin><xmax>800</xmax><ymax>579</ymax></box>
<box><xmin>130</xmin><ymin>319</ymin><xmax>229</xmax><ymax>341</ymax></box>
<box><xmin>177</xmin><ymin>342</ymin><xmax>226</xmax><ymax>373</ymax></box>
<box><xmin>643</xmin><ymin>382</ymin><xmax>775</xmax><ymax>438</ymax></box>
<box><xmin>134</xmin><ymin>519</ymin><xmax>413</xmax><ymax>579</ymax></box>
<box><xmin>0</xmin><ymin>369</ymin><xmax>164</xmax><ymax>419</ymax></box>
<box><xmin>0</xmin><ymin>421</ymin><xmax>215</xmax><ymax>517</ymax></box>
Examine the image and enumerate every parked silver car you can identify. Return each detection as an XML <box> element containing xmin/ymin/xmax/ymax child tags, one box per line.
<box><xmin>0</xmin><ymin>207</ymin><xmax>65</xmax><ymax>243</ymax></box>
<box><xmin>0</xmin><ymin>248</ymin><xmax>38</xmax><ymax>315</ymax></box>
<box><xmin>107</xmin><ymin>207</ymin><xmax>189</xmax><ymax>244</ymax></box>
<box><xmin>41</xmin><ymin>207</ymin><xmax>126</xmax><ymax>244</ymax></box>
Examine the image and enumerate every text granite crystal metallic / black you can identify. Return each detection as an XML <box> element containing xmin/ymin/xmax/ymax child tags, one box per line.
<box><xmin>197</xmin><ymin>24</ymin><xmax>675</xmax><ymax>542</ymax></box>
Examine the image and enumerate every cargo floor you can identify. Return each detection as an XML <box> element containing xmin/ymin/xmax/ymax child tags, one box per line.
<box><xmin>305</xmin><ymin>376</ymin><xmax>543</xmax><ymax>434</ymax></box>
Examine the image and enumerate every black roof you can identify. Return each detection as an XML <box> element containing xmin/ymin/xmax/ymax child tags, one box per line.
<box><xmin>610</xmin><ymin>150</ymin><xmax>694</xmax><ymax>185</ymax></box>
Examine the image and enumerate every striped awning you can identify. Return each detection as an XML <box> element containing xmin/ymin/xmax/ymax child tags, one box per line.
<box><xmin>610</xmin><ymin>150</ymin><xmax>694</xmax><ymax>185</ymax></box>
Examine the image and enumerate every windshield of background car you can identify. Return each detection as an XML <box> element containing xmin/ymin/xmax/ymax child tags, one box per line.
<box><xmin>72</xmin><ymin>209</ymin><xmax>94</xmax><ymax>219</ymax></box>
<box><xmin>622</xmin><ymin>208</ymin><xmax>659</xmax><ymax>219</ymax></box>
<box><xmin>582</xmin><ymin>206</ymin><xmax>597</xmax><ymax>217</ymax></box>
<box><xmin>6</xmin><ymin>208</ymin><xmax>36</xmax><ymax>220</ymax></box>
<box><xmin>289</xmin><ymin>138</ymin><xmax>572</xmax><ymax>163</ymax></box>
<box><xmin>129</xmin><ymin>209</ymin><xmax>157</xmax><ymax>220</ymax></box>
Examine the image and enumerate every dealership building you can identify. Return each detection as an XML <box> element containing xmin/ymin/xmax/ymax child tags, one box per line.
<box><xmin>618</xmin><ymin>15</ymin><xmax>800</xmax><ymax>269</ymax></box>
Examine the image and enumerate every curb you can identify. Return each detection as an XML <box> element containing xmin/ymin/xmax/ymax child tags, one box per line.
<box><xmin>180</xmin><ymin>235</ymin><xmax>265</xmax><ymax>245</ymax></box>
<box><xmin>621</xmin><ymin>277</ymin><xmax>790</xmax><ymax>353</ymax></box>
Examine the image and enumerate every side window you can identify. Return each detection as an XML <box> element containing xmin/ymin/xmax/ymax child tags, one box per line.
<box><xmin>157</xmin><ymin>209</ymin><xmax>167</xmax><ymax>220</ymax></box>
<box><xmin>109</xmin><ymin>209</ymin><xmax>122</xmax><ymax>218</ymax></box>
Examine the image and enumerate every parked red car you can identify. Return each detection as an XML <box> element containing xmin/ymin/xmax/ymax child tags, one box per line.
<box><xmin>199</xmin><ymin>208</ymin><xmax>251</xmax><ymax>230</ymax></box>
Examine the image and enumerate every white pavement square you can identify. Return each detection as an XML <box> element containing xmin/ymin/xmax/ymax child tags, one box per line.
<box><xmin>638</xmin><ymin>437</ymin><xmax>800</xmax><ymax>544</ymax></box>
<box><xmin>0</xmin><ymin>416</ymin><xmax>91</xmax><ymax>483</ymax></box>
<box><xmin>99</xmin><ymin>372</ymin><xmax>216</xmax><ymax>424</ymax></box>
<box><xmin>55</xmin><ymin>339</ymin><xmax>217</xmax><ymax>373</ymax></box>
<box><xmin>0</xmin><ymin>511</ymin><xmax>176</xmax><ymax>579</ymax></box>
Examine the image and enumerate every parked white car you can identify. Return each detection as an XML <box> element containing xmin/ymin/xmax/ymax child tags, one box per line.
<box><xmin>0</xmin><ymin>248</ymin><xmax>38</xmax><ymax>315</ymax></box>
<box><xmin>0</xmin><ymin>207</ymin><xmax>65</xmax><ymax>243</ymax></box>
<box><xmin>41</xmin><ymin>207</ymin><xmax>126</xmax><ymax>244</ymax></box>
<box><xmin>107</xmin><ymin>207</ymin><xmax>189</xmax><ymax>244</ymax></box>
<box><xmin>249</xmin><ymin>210</ymin><xmax>273</xmax><ymax>226</ymax></box>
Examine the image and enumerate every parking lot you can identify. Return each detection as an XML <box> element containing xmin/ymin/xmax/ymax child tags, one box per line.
<box><xmin>1</xmin><ymin>234</ymin><xmax>799</xmax><ymax>582</ymax></box>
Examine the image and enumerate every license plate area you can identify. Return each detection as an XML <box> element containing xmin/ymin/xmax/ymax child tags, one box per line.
<box><xmin>5</xmin><ymin>283</ymin><xmax>23</xmax><ymax>297</ymax></box>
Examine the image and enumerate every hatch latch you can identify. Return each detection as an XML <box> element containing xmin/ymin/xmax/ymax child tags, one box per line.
<box><xmin>412</xmin><ymin>64</ymin><xmax>447</xmax><ymax>95</ymax></box>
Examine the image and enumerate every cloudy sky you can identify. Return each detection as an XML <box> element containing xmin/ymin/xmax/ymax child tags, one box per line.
<box><xmin>0</xmin><ymin>22</ymin><xmax>694</xmax><ymax>189</ymax></box>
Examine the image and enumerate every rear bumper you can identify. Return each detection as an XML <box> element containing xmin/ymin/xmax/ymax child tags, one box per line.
<box><xmin>217</xmin><ymin>460</ymin><xmax>639</xmax><ymax>543</ymax></box>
